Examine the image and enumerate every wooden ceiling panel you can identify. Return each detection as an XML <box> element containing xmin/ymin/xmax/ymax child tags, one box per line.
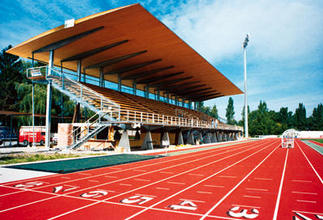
<box><xmin>7</xmin><ymin>3</ymin><xmax>242</xmax><ymax>100</ymax></box>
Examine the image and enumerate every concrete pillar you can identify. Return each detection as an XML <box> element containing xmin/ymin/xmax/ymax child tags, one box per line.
<box><xmin>161</xmin><ymin>132</ymin><xmax>170</xmax><ymax>147</ymax></box>
<box><xmin>141</xmin><ymin>131</ymin><xmax>153</xmax><ymax>150</ymax></box>
<box><xmin>211</xmin><ymin>132</ymin><xmax>217</xmax><ymax>143</ymax></box>
<box><xmin>118</xmin><ymin>130</ymin><xmax>131</xmax><ymax>152</ymax></box>
<box><xmin>177</xmin><ymin>130</ymin><xmax>184</xmax><ymax>145</ymax></box>
<box><xmin>99</xmin><ymin>67</ymin><xmax>104</xmax><ymax>87</ymax></box>
<box><xmin>187</xmin><ymin>131</ymin><xmax>195</xmax><ymax>145</ymax></box>
<box><xmin>197</xmin><ymin>132</ymin><xmax>203</xmax><ymax>144</ymax></box>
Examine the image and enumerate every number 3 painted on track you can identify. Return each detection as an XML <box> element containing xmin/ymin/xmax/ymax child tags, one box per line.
<box><xmin>228</xmin><ymin>206</ymin><xmax>259</xmax><ymax>219</ymax></box>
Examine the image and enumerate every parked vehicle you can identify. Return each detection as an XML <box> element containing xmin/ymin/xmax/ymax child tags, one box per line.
<box><xmin>0</xmin><ymin>126</ymin><xmax>17</xmax><ymax>146</ymax></box>
<box><xmin>19</xmin><ymin>126</ymin><xmax>46</xmax><ymax>146</ymax></box>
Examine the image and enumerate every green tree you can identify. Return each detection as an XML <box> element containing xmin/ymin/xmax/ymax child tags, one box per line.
<box><xmin>294</xmin><ymin>103</ymin><xmax>307</xmax><ymax>130</ymax></box>
<box><xmin>0</xmin><ymin>45</ymin><xmax>24</xmax><ymax>110</ymax></box>
<box><xmin>225</xmin><ymin>97</ymin><xmax>235</xmax><ymax>125</ymax></box>
<box><xmin>210</xmin><ymin>105</ymin><xmax>219</xmax><ymax>119</ymax></box>
<box><xmin>310</xmin><ymin>103</ymin><xmax>323</xmax><ymax>130</ymax></box>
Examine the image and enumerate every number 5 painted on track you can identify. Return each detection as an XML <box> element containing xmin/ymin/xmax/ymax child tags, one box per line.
<box><xmin>13</xmin><ymin>181</ymin><xmax>44</xmax><ymax>188</ymax></box>
<box><xmin>80</xmin><ymin>190</ymin><xmax>108</xmax><ymax>198</ymax></box>
<box><xmin>121</xmin><ymin>195</ymin><xmax>154</xmax><ymax>205</ymax></box>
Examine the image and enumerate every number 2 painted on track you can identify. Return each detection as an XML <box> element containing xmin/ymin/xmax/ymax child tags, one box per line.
<box><xmin>121</xmin><ymin>195</ymin><xmax>154</xmax><ymax>205</ymax></box>
<box><xmin>13</xmin><ymin>181</ymin><xmax>44</xmax><ymax>188</ymax></box>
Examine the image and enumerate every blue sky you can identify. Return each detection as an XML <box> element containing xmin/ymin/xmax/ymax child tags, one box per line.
<box><xmin>1</xmin><ymin>0</ymin><xmax>322</xmax><ymax>120</ymax></box>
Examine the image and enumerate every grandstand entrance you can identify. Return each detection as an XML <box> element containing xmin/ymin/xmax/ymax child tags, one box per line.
<box><xmin>281</xmin><ymin>129</ymin><xmax>297</xmax><ymax>148</ymax></box>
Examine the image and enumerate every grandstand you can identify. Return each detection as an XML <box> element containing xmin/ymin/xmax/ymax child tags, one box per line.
<box><xmin>7</xmin><ymin>3</ymin><xmax>243</xmax><ymax>151</ymax></box>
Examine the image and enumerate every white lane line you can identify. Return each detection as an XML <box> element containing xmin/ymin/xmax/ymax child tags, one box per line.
<box><xmin>124</xmin><ymin>141</ymin><xmax>278</xmax><ymax>220</ymax></box>
<box><xmin>200</xmin><ymin>143</ymin><xmax>280</xmax><ymax>220</ymax></box>
<box><xmin>156</xmin><ymin>187</ymin><xmax>170</xmax><ymax>191</ymax></box>
<box><xmin>204</xmin><ymin>184</ymin><xmax>224</xmax><ymax>188</ymax></box>
<box><xmin>180</xmin><ymin>198</ymin><xmax>206</xmax><ymax>203</ymax></box>
<box><xmin>297</xmin><ymin>199</ymin><xmax>317</xmax><ymax>203</ymax></box>
<box><xmin>197</xmin><ymin>191</ymin><xmax>212</xmax><ymax>194</ymax></box>
<box><xmin>218</xmin><ymin>175</ymin><xmax>236</xmax><ymax>178</ymax></box>
<box><xmin>272</xmin><ymin>149</ymin><xmax>289</xmax><ymax>220</ymax></box>
<box><xmin>254</xmin><ymin>177</ymin><xmax>272</xmax><ymax>181</ymax></box>
<box><xmin>232</xmin><ymin>204</ymin><xmax>261</xmax><ymax>209</ymax></box>
<box><xmin>243</xmin><ymin>195</ymin><xmax>261</xmax><ymax>199</ymax></box>
<box><xmin>88</xmin><ymin>180</ymin><xmax>99</xmax><ymax>183</ymax></box>
<box><xmin>246</xmin><ymin>188</ymin><xmax>268</xmax><ymax>192</ymax></box>
<box><xmin>292</xmin><ymin>191</ymin><xmax>317</xmax><ymax>195</ymax></box>
<box><xmin>134</xmin><ymin>178</ymin><xmax>150</xmax><ymax>182</ymax></box>
<box><xmin>0</xmin><ymin>142</ymin><xmax>256</xmax><ymax>214</ymax></box>
<box><xmin>292</xmin><ymin>179</ymin><xmax>312</xmax><ymax>183</ymax></box>
<box><xmin>167</xmin><ymin>181</ymin><xmax>185</xmax><ymax>185</ymax></box>
<box><xmin>188</xmin><ymin>173</ymin><xmax>204</xmax><ymax>177</ymax></box>
<box><xmin>296</xmin><ymin>141</ymin><xmax>323</xmax><ymax>184</ymax></box>
<box><xmin>49</xmin><ymin>140</ymin><xmax>268</xmax><ymax>220</ymax></box>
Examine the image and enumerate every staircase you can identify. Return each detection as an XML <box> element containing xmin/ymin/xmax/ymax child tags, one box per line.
<box><xmin>27</xmin><ymin>66</ymin><xmax>121</xmax><ymax>149</ymax></box>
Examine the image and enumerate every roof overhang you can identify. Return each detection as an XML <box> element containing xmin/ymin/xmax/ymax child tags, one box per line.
<box><xmin>7</xmin><ymin>3</ymin><xmax>242</xmax><ymax>101</ymax></box>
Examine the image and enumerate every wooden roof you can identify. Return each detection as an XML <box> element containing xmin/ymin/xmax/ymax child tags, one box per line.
<box><xmin>7</xmin><ymin>3</ymin><xmax>242</xmax><ymax>101</ymax></box>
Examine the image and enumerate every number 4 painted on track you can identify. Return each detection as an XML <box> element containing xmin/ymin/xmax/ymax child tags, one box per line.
<box><xmin>121</xmin><ymin>195</ymin><xmax>154</xmax><ymax>205</ymax></box>
<box><xmin>169</xmin><ymin>200</ymin><xmax>197</xmax><ymax>211</ymax></box>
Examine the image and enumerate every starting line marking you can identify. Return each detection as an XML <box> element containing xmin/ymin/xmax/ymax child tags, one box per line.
<box><xmin>232</xmin><ymin>204</ymin><xmax>261</xmax><ymax>209</ymax></box>
<box><xmin>218</xmin><ymin>175</ymin><xmax>237</xmax><ymax>178</ymax></box>
<box><xmin>134</xmin><ymin>178</ymin><xmax>150</xmax><ymax>182</ymax></box>
<box><xmin>292</xmin><ymin>191</ymin><xmax>318</xmax><ymax>195</ymax></box>
<box><xmin>297</xmin><ymin>200</ymin><xmax>317</xmax><ymax>204</ymax></box>
<box><xmin>188</xmin><ymin>173</ymin><xmax>204</xmax><ymax>177</ymax></box>
<box><xmin>180</xmin><ymin>198</ymin><xmax>206</xmax><ymax>203</ymax></box>
<box><xmin>88</xmin><ymin>180</ymin><xmax>100</xmax><ymax>183</ymax></box>
<box><xmin>156</xmin><ymin>187</ymin><xmax>170</xmax><ymax>190</ymax></box>
<box><xmin>254</xmin><ymin>177</ymin><xmax>272</xmax><ymax>181</ymax></box>
<box><xmin>204</xmin><ymin>184</ymin><xmax>224</xmax><ymax>188</ymax></box>
<box><xmin>243</xmin><ymin>195</ymin><xmax>261</xmax><ymax>199</ymax></box>
<box><xmin>167</xmin><ymin>181</ymin><xmax>185</xmax><ymax>185</ymax></box>
<box><xmin>246</xmin><ymin>187</ymin><xmax>269</xmax><ymax>192</ymax></box>
<box><xmin>197</xmin><ymin>191</ymin><xmax>213</xmax><ymax>194</ymax></box>
<box><xmin>292</xmin><ymin>179</ymin><xmax>312</xmax><ymax>183</ymax></box>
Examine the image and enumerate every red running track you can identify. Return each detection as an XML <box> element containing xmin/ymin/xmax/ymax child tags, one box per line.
<box><xmin>0</xmin><ymin>138</ymin><xmax>321</xmax><ymax>220</ymax></box>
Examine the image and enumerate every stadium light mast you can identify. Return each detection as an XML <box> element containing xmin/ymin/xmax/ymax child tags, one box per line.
<box><xmin>243</xmin><ymin>34</ymin><xmax>249</xmax><ymax>138</ymax></box>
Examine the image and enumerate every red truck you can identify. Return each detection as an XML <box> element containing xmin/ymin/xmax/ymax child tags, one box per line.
<box><xmin>19</xmin><ymin>126</ymin><xmax>46</xmax><ymax>146</ymax></box>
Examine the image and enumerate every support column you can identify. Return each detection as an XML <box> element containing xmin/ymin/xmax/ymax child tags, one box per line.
<box><xmin>45</xmin><ymin>50</ymin><xmax>54</xmax><ymax>149</ymax></box>
<box><xmin>118</xmin><ymin>74</ymin><xmax>122</xmax><ymax>92</ymax></box>
<box><xmin>141</xmin><ymin>131</ymin><xmax>153</xmax><ymax>150</ymax></box>
<box><xmin>161</xmin><ymin>131</ymin><xmax>170</xmax><ymax>147</ymax></box>
<box><xmin>133</xmin><ymin>81</ymin><xmax>137</xmax><ymax>95</ymax></box>
<box><xmin>177</xmin><ymin>130</ymin><xmax>184</xmax><ymax>145</ymax></box>
<box><xmin>187</xmin><ymin>131</ymin><xmax>195</xmax><ymax>145</ymax></box>
<box><xmin>118</xmin><ymin>130</ymin><xmax>131</xmax><ymax>152</ymax></box>
<box><xmin>157</xmin><ymin>89</ymin><xmax>160</xmax><ymax>101</ymax></box>
<box><xmin>77</xmin><ymin>60</ymin><xmax>82</xmax><ymax>82</ymax></box>
<box><xmin>99</xmin><ymin>67</ymin><xmax>104</xmax><ymax>87</ymax></box>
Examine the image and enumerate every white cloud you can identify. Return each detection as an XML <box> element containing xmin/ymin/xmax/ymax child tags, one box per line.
<box><xmin>162</xmin><ymin>0</ymin><xmax>323</xmax><ymax>63</ymax></box>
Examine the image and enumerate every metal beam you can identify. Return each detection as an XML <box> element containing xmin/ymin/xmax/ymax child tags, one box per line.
<box><xmin>33</xmin><ymin>26</ymin><xmax>104</xmax><ymax>53</ymax></box>
<box><xmin>150</xmin><ymin>76</ymin><xmax>193</xmax><ymax>87</ymax></box>
<box><xmin>61</xmin><ymin>40</ymin><xmax>129</xmax><ymax>62</ymax></box>
<box><xmin>85</xmin><ymin>50</ymin><xmax>147</xmax><ymax>69</ymax></box>
<box><xmin>105</xmin><ymin>59</ymin><xmax>162</xmax><ymax>75</ymax></box>
<box><xmin>121</xmin><ymin>65</ymin><xmax>174</xmax><ymax>80</ymax></box>
<box><xmin>136</xmin><ymin>71</ymin><xmax>184</xmax><ymax>84</ymax></box>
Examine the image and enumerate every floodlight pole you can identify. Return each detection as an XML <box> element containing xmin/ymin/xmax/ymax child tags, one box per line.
<box><xmin>32</xmin><ymin>52</ymin><xmax>36</xmax><ymax>147</ymax></box>
<box><xmin>243</xmin><ymin>34</ymin><xmax>249</xmax><ymax>138</ymax></box>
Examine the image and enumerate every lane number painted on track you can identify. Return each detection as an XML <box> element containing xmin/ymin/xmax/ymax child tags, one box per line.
<box><xmin>121</xmin><ymin>195</ymin><xmax>154</xmax><ymax>205</ymax></box>
<box><xmin>227</xmin><ymin>206</ymin><xmax>259</xmax><ymax>219</ymax></box>
<box><xmin>53</xmin><ymin>185</ymin><xmax>78</xmax><ymax>193</ymax></box>
<box><xmin>13</xmin><ymin>181</ymin><xmax>44</xmax><ymax>188</ymax></box>
<box><xmin>80</xmin><ymin>190</ymin><xmax>108</xmax><ymax>198</ymax></box>
<box><xmin>169</xmin><ymin>200</ymin><xmax>197</xmax><ymax>211</ymax></box>
<box><xmin>294</xmin><ymin>212</ymin><xmax>323</xmax><ymax>220</ymax></box>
